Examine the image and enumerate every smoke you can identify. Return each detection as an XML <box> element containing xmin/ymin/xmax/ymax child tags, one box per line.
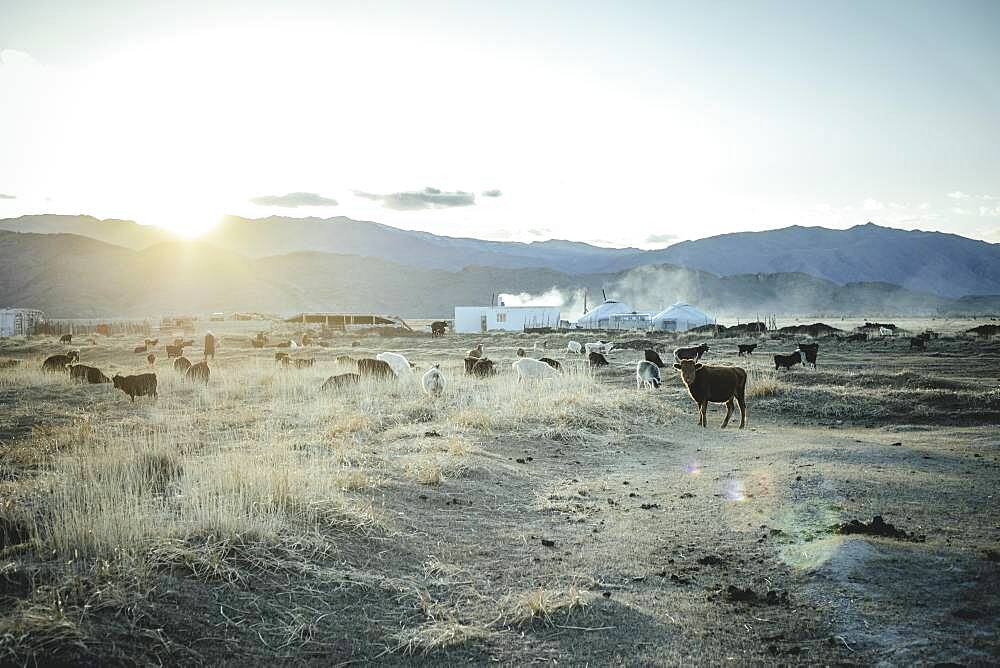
<box><xmin>498</xmin><ymin>288</ymin><xmax>588</xmax><ymax>320</ymax></box>
<box><xmin>607</xmin><ymin>265</ymin><xmax>702</xmax><ymax>314</ymax></box>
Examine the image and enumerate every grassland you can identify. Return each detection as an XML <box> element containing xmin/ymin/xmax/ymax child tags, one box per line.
<box><xmin>1</xmin><ymin>320</ymin><xmax>998</xmax><ymax>665</ymax></box>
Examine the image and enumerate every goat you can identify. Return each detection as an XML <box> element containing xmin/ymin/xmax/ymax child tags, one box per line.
<box><xmin>321</xmin><ymin>373</ymin><xmax>360</xmax><ymax>390</ymax></box>
<box><xmin>636</xmin><ymin>360</ymin><xmax>661</xmax><ymax>389</ymax></box>
<box><xmin>588</xmin><ymin>351</ymin><xmax>609</xmax><ymax>368</ymax></box>
<box><xmin>512</xmin><ymin>357</ymin><xmax>557</xmax><ymax>382</ymax></box>
<box><xmin>376</xmin><ymin>352</ymin><xmax>414</xmax><ymax>378</ymax></box>
<box><xmin>567</xmin><ymin>340</ymin><xmax>582</xmax><ymax>354</ymax></box>
<box><xmin>358</xmin><ymin>358</ymin><xmax>393</xmax><ymax>379</ymax></box>
<box><xmin>422</xmin><ymin>365</ymin><xmax>446</xmax><ymax>397</ymax></box>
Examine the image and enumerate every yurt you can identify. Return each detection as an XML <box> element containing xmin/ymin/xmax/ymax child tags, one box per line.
<box><xmin>651</xmin><ymin>302</ymin><xmax>714</xmax><ymax>332</ymax></box>
<box><xmin>573</xmin><ymin>300</ymin><xmax>633</xmax><ymax>329</ymax></box>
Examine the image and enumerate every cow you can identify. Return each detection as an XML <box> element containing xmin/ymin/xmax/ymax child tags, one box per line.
<box><xmin>464</xmin><ymin>356</ymin><xmax>479</xmax><ymax>375</ymax></box>
<box><xmin>738</xmin><ymin>344</ymin><xmax>758</xmax><ymax>357</ymax></box>
<box><xmin>336</xmin><ymin>355</ymin><xmax>355</xmax><ymax>366</ymax></box>
<box><xmin>472</xmin><ymin>358</ymin><xmax>496</xmax><ymax>377</ymax></box>
<box><xmin>430</xmin><ymin>321</ymin><xmax>447</xmax><ymax>337</ymax></box>
<box><xmin>292</xmin><ymin>358</ymin><xmax>315</xmax><ymax>369</ymax></box>
<box><xmin>134</xmin><ymin>344</ymin><xmax>148</xmax><ymax>354</ymax></box>
<box><xmin>174</xmin><ymin>356</ymin><xmax>192</xmax><ymax>373</ymax></box>
<box><xmin>673</xmin><ymin>360</ymin><xmax>747</xmax><ymax>429</ymax></box>
<box><xmin>112</xmin><ymin>373</ymin><xmax>158</xmax><ymax>401</ymax></box>
<box><xmin>588</xmin><ymin>351</ymin><xmax>609</xmax><ymax>368</ymax></box>
<box><xmin>774</xmin><ymin>352</ymin><xmax>802</xmax><ymax>371</ymax></box>
<box><xmin>59</xmin><ymin>334</ymin><xmax>72</xmax><ymax>344</ymax></box>
<box><xmin>358</xmin><ymin>358</ymin><xmax>393</xmax><ymax>379</ymax></box>
<box><xmin>69</xmin><ymin>364</ymin><xmax>110</xmax><ymax>384</ymax></box>
<box><xmin>539</xmin><ymin>357</ymin><xmax>562</xmax><ymax>371</ymax></box>
<box><xmin>674</xmin><ymin>343</ymin><xmax>710</xmax><ymax>362</ymax></box>
<box><xmin>165</xmin><ymin>345</ymin><xmax>183</xmax><ymax>358</ymax></box>
<box><xmin>275</xmin><ymin>351</ymin><xmax>290</xmax><ymax>364</ymax></box>
<box><xmin>42</xmin><ymin>351</ymin><xmax>79</xmax><ymax>372</ymax></box>
<box><xmin>909</xmin><ymin>337</ymin><xmax>927</xmax><ymax>351</ymax></box>
<box><xmin>644</xmin><ymin>349</ymin><xmax>666</xmax><ymax>368</ymax></box>
<box><xmin>636</xmin><ymin>360</ymin><xmax>661</xmax><ymax>389</ymax></box>
<box><xmin>797</xmin><ymin>342</ymin><xmax>819</xmax><ymax>368</ymax></box>
<box><xmin>321</xmin><ymin>373</ymin><xmax>361</xmax><ymax>390</ymax></box>
<box><xmin>186</xmin><ymin>361</ymin><xmax>210</xmax><ymax>384</ymax></box>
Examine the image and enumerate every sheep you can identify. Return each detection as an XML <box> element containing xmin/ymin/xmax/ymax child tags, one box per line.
<box><xmin>585</xmin><ymin>341</ymin><xmax>614</xmax><ymax>356</ymax></box>
<box><xmin>321</xmin><ymin>373</ymin><xmax>360</xmax><ymax>390</ymax></box>
<box><xmin>636</xmin><ymin>360</ymin><xmax>661</xmax><ymax>389</ymax></box>
<box><xmin>673</xmin><ymin>360</ymin><xmax>747</xmax><ymax>429</ymax></box>
<box><xmin>674</xmin><ymin>343</ymin><xmax>709</xmax><ymax>361</ymax></box>
<box><xmin>358</xmin><ymin>358</ymin><xmax>393</xmax><ymax>378</ymax></box>
<box><xmin>422</xmin><ymin>364</ymin><xmax>446</xmax><ymax>397</ymax></box>
<box><xmin>174</xmin><ymin>356</ymin><xmax>192</xmax><ymax>373</ymax></box>
<box><xmin>466</xmin><ymin>344</ymin><xmax>484</xmax><ymax>359</ymax></box>
<box><xmin>539</xmin><ymin>357</ymin><xmax>561</xmax><ymax>371</ymax></box>
<box><xmin>186</xmin><ymin>361</ymin><xmax>210</xmax><ymax>384</ymax></box>
<box><xmin>644</xmin><ymin>349</ymin><xmax>666</xmax><ymax>368</ymax></box>
<box><xmin>738</xmin><ymin>344</ymin><xmax>758</xmax><ymax>357</ymax></box>
<box><xmin>567</xmin><ymin>340</ymin><xmax>582</xmax><ymax>354</ymax></box>
<box><xmin>796</xmin><ymin>342</ymin><xmax>819</xmax><ymax>368</ymax></box>
<box><xmin>376</xmin><ymin>352</ymin><xmax>414</xmax><ymax>378</ymax></box>
<box><xmin>42</xmin><ymin>351</ymin><xmax>79</xmax><ymax>372</ymax></box>
<box><xmin>774</xmin><ymin>352</ymin><xmax>802</xmax><ymax>370</ymax></box>
<box><xmin>588</xmin><ymin>351</ymin><xmax>609</xmax><ymax>368</ymax></box>
<box><xmin>512</xmin><ymin>357</ymin><xmax>557</xmax><ymax>382</ymax></box>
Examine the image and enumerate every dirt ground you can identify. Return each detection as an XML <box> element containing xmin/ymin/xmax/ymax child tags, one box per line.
<box><xmin>1</xmin><ymin>319</ymin><xmax>998</xmax><ymax>666</ymax></box>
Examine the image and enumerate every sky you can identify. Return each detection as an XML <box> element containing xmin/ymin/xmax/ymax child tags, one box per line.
<box><xmin>1</xmin><ymin>0</ymin><xmax>998</xmax><ymax>245</ymax></box>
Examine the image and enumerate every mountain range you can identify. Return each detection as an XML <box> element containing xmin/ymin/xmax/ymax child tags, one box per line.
<box><xmin>3</xmin><ymin>214</ymin><xmax>999</xmax><ymax>299</ymax></box>
<box><xmin>2</xmin><ymin>220</ymin><xmax>998</xmax><ymax>319</ymax></box>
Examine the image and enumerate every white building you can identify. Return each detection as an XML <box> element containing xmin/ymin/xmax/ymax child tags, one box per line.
<box><xmin>573</xmin><ymin>300</ymin><xmax>634</xmax><ymax>329</ymax></box>
<box><xmin>454</xmin><ymin>305</ymin><xmax>560</xmax><ymax>333</ymax></box>
<box><xmin>651</xmin><ymin>302</ymin><xmax>715</xmax><ymax>332</ymax></box>
<box><xmin>0</xmin><ymin>308</ymin><xmax>45</xmax><ymax>337</ymax></box>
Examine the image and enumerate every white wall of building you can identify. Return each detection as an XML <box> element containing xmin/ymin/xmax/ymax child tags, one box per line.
<box><xmin>454</xmin><ymin>306</ymin><xmax>560</xmax><ymax>333</ymax></box>
<box><xmin>0</xmin><ymin>308</ymin><xmax>45</xmax><ymax>337</ymax></box>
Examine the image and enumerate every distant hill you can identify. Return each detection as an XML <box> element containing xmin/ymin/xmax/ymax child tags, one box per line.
<box><xmin>2</xmin><ymin>229</ymin><xmax>994</xmax><ymax>319</ymax></box>
<box><xmin>3</xmin><ymin>215</ymin><xmax>998</xmax><ymax>298</ymax></box>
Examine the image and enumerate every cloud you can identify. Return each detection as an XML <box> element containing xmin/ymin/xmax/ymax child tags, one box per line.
<box><xmin>481</xmin><ymin>189</ymin><xmax>502</xmax><ymax>197</ymax></box>
<box><xmin>645</xmin><ymin>232</ymin><xmax>678</xmax><ymax>245</ymax></box>
<box><xmin>979</xmin><ymin>205</ymin><xmax>1000</xmax><ymax>218</ymax></box>
<box><xmin>947</xmin><ymin>191</ymin><xmax>969</xmax><ymax>199</ymax></box>
<box><xmin>249</xmin><ymin>192</ymin><xmax>338</xmax><ymax>207</ymax></box>
<box><xmin>0</xmin><ymin>193</ymin><xmax>15</xmax><ymax>200</ymax></box>
<box><xmin>526</xmin><ymin>227</ymin><xmax>552</xmax><ymax>237</ymax></box>
<box><xmin>0</xmin><ymin>49</ymin><xmax>38</xmax><ymax>67</ymax></box>
<box><xmin>354</xmin><ymin>187</ymin><xmax>475</xmax><ymax>210</ymax></box>
<box><xmin>862</xmin><ymin>198</ymin><xmax>884</xmax><ymax>211</ymax></box>
<box><xmin>951</xmin><ymin>207</ymin><xmax>972</xmax><ymax>215</ymax></box>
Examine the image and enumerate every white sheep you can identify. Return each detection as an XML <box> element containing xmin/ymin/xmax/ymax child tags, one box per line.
<box><xmin>636</xmin><ymin>360</ymin><xmax>661</xmax><ymax>389</ymax></box>
<box><xmin>585</xmin><ymin>341</ymin><xmax>614</xmax><ymax>356</ymax></box>
<box><xmin>422</xmin><ymin>364</ymin><xmax>446</xmax><ymax>397</ymax></box>
<box><xmin>567</xmin><ymin>340</ymin><xmax>582</xmax><ymax>354</ymax></box>
<box><xmin>512</xmin><ymin>357</ymin><xmax>557</xmax><ymax>382</ymax></box>
<box><xmin>376</xmin><ymin>351</ymin><xmax>414</xmax><ymax>378</ymax></box>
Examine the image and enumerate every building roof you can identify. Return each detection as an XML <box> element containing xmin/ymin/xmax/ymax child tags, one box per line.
<box><xmin>574</xmin><ymin>300</ymin><xmax>634</xmax><ymax>326</ymax></box>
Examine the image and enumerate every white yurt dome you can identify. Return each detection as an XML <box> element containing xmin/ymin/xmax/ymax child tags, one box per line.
<box><xmin>574</xmin><ymin>300</ymin><xmax>633</xmax><ymax>328</ymax></box>
<box><xmin>651</xmin><ymin>302</ymin><xmax>714</xmax><ymax>332</ymax></box>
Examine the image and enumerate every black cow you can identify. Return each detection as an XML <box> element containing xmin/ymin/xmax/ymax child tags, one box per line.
<box><xmin>113</xmin><ymin>373</ymin><xmax>158</xmax><ymax>401</ymax></box>
<box><xmin>797</xmin><ymin>342</ymin><xmax>819</xmax><ymax>368</ymax></box>
<box><xmin>674</xmin><ymin>343</ymin><xmax>710</xmax><ymax>361</ymax></box>
<box><xmin>774</xmin><ymin>352</ymin><xmax>802</xmax><ymax>371</ymax></box>
<box><xmin>539</xmin><ymin>357</ymin><xmax>562</xmax><ymax>371</ymax></box>
<box><xmin>69</xmin><ymin>364</ymin><xmax>109</xmax><ymax>384</ymax></box>
<box><xmin>430</xmin><ymin>321</ymin><xmax>447</xmax><ymax>337</ymax></box>
<box><xmin>738</xmin><ymin>344</ymin><xmax>758</xmax><ymax>357</ymax></box>
<box><xmin>588</xmin><ymin>352</ymin><xmax>609</xmax><ymax>368</ymax></box>
<box><xmin>644</xmin><ymin>349</ymin><xmax>666</xmax><ymax>368</ymax></box>
<box><xmin>472</xmin><ymin>358</ymin><xmax>496</xmax><ymax>377</ymax></box>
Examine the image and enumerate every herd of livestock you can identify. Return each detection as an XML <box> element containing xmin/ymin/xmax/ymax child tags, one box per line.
<box><xmin>21</xmin><ymin>325</ymin><xmax>949</xmax><ymax>427</ymax></box>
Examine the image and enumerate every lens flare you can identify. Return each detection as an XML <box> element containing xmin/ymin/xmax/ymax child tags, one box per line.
<box><xmin>685</xmin><ymin>461</ymin><xmax>701</xmax><ymax>475</ymax></box>
<box><xmin>725</xmin><ymin>479</ymin><xmax>745</xmax><ymax>502</ymax></box>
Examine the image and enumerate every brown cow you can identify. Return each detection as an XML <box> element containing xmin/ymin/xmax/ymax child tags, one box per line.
<box><xmin>113</xmin><ymin>373</ymin><xmax>158</xmax><ymax>401</ymax></box>
<box><xmin>673</xmin><ymin>360</ymin><xmax>747</xmax><ymax>429</ymax></box>
<box><xmin>69</xmin><ymin>364</ymin><xmax>110</xmax><ymax>384</ymax></box>
<box><xmin>42</xmin><ymin>351</ymin><xmax>79</xmax><ymax>372</ymax></box>
<box><xmin>174</xmin><ymin>356</ymin><xmax>192</xmax><ymax>373</ymax></box>
<box><xmin>186</xmin><ymin>361</ymin><xmax>210</xmax><ymax>384</ymax></box>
